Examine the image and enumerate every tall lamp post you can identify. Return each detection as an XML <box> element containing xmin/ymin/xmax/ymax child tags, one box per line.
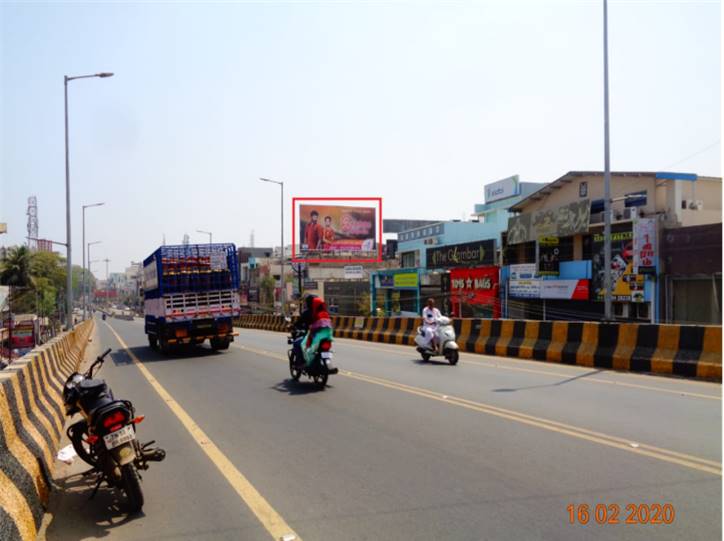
<box><xmin>87</xmin><ymin>241</ymin><xmax>102</xmax><ymax>311</ymax></box>
<box><xmin>64</xmin><ymin>71</ymin><xmax>114</xmax><ymax>330</ymax></box>
<box><xmin>82</xmin><ymin>202</ymin><xmax>104</xmax><ymax>320</ymax></box>
<box><xmin>196</xmin><ymin>230</ymin><xmax>212</xmax><ymax>244</ymax></box>
<box><xmin>260</xmin><ymin>178</ymin><xmax>285</xmax><ymax>314</ymax></box>
<box><xmin>602</xmin><ymin>0</ymin><xmax>613</xmax><ymax>320</ymax></box>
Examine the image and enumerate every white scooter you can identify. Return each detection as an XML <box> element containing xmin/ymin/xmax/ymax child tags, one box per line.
<box><xmin>415</xmin><ymin>316</ymin><xmax>460</xmax><ymax>365</ymax></box>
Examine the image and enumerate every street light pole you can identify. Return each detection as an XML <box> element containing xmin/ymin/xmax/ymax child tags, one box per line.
<box><xmin>602</xmin><ymin>0</ymin><xmax>613</xmax><ymax>321</ymax></box>
<box><xmin>196</xmin><ymin>230</ymin><xmax>212</xmax><ymax>244</ymax></box>
<box><xmin>64</xmin><ymin>72</ymin><xmax>113</xmax><ymax>330</ymax></box>
<box><xmin>260</xmin><ymin>178</ymin><xmax>285</xmax><ymax>314</ymax></box>
<box><xmin>87</xmin><ymin>241</ymin><xmax>101</xmax><ymax>310</ymax></box>
<box><xmin>82</xmin><ymin>202</ymin><xmax>104</xmax><ymax>320</ymax></box>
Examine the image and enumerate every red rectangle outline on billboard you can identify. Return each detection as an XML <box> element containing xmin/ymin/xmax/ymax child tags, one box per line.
<box><xmin>292</xmin><ymin>197</ymin><xmax>382</xmax><ymax>263</ymax></box>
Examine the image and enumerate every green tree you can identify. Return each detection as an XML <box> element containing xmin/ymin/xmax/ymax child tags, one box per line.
<box><xmin>260</xmin><ymin>275</ymin><xmax>275</xmax><ymax>309</ymax></box>
<box><xmin>0</xmin><ymin>246</ymin><xmax>32</xmax><ymax>287</ymax></box>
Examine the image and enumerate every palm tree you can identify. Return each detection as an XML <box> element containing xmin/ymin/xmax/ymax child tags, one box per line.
<box><xmin>1</xmin><ymin>246</ymin><xmax>32</xmax><ymax>287</ymax></box>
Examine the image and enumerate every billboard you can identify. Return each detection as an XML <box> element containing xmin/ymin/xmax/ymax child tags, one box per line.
<box><xmin>538</xmin><ymin>237</ymin><xmax>560</xmax><ymax>276</ymax></box>
<box><xmin>485</xmin><ymin>175</ymin><xmax>519</xmax><ymax>204</ymax></box>
<box><xmin>293</xmin><ymin>199</ymin><xmax>381</xmax><ymax>262</ymax></box>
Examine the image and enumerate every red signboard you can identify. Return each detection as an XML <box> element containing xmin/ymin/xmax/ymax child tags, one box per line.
<box><xmin>450</xmin><ymin>266</ymin><xmax>500</xmax><ymax>317</ymax></box>
<box><xmin>94</xmin><ymin>290</ymin><xmax>118</xmax><ymax>298</ymax></box>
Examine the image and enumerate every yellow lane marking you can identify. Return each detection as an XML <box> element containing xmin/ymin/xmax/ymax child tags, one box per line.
<box><xmin>237</xmin><ymin>343</ymin><xmax>722</xmax><ymax>477</ymax></box>
<box><xmin>104</xmin><ymin>322</ymin><xmax>301</xmax><ymax>541</ymax></box>
<box><xmin>235</xmin><ymin>327</ymin><xmax>721</xmax><ymax>400</ymax></box>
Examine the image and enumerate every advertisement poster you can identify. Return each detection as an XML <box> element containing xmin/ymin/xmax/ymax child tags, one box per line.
<box><xmin>393</xmin><ymin>273</ymin><xmax>419</xmax><ymax>288</ymax></box>
<box><xmin>509</xmin><ymin>280</ymin><xmax>540</xmax><ymax>299</ymax></box>
<box><xmin>507</xmin><ymin>199</ymin><xmax>590</xmax><ymax>244</ymax></box>
<box><xmin>538</xmin><ymin>237</ymin><xmax>560</xmax><ymax>276</ymax></box>
<box><xmin>426</xmin><ymin>239</ymin><xmax>495</xmax><ymax>268</ymax></box>
<box><xmin>633</xmin><ymin>217</ymin><xmax>657</xmax><ymax>275</ymax></box>
<box><xmin>299</xmin><ymin>204</ymin><xmax>376</xmax><ymax>254</ymax></box>
<box><xmin>540</xmin><ymin>280</ymin><xmax>589</xmax><ymax>300</ymax></box>
<box><xmin>592</xmin><ymin>230</ymin><xmax>645</xmax><ymax>302</ymax></box>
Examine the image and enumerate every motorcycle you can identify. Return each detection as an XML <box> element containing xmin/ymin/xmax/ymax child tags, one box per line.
<box><xmin>286</xmin><ymin>326</ymin><xmax>338</xmax><ymax>388</ymax></box>
<box><xmin>414</xmin><ymin>316</ymin><xmax>460</xmax><ymax>365</ymax></box>
<box><xmin>63</xmin><ymin>348</ymin><xmax>166</xmax><ymax>513</ymax></box>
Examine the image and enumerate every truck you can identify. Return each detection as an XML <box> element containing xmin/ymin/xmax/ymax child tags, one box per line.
<box><xmin>143</xmin><ymin>243</ymin><xmax>241</xmax><ymax>352</ymax></box>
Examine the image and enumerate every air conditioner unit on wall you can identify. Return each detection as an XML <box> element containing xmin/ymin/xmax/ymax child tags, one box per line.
<box><xmin>688</xmin><ymin>200</ymin><xmax>704</xmax><ymax>210</ymax></box>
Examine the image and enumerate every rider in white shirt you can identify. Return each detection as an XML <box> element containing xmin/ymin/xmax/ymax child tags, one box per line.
<box><xmin>421</xmin><ymin>298</ymin><xmax>442</xmax><ymax>350</ymax></box>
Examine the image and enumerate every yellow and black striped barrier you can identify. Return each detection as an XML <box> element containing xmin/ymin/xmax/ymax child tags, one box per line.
<box><xmin>0</xmin><ymin>319</ymin><xmax>93</xmax><ymax>541</ymax></box>
<box><xmin>235</xmin><ymin>315</ymin><xmax>721</xmax><ymax>381</ymax></box>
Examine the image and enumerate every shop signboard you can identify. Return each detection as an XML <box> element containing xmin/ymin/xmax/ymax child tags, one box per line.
<box><xmin>509</xmin><ymin>279</ymin><xmax>540</xmax><ymax>299</ymax></box>
<box><xmin>378</xmin><ymin>275</ymin><xmax>394</xmax><ymax>288</ymax></box>
<box><xmin>507</xmin><ymin>199</ymin><xmax>590</xmax><ymax>244</ymax></box>
<box><xmin>393</xmin><ymin>273</ymin><xmax>419</xmax><ymax>288</ymax></box>
<box><xmin>449</xmin><ymin>266</ymin><xmax>499</xmax><ymax>306</ymax></box>
<box><xmin>344</xmin><ymin>265</ymin><xmax>365</xmax><ymax>279</ymax></box>
<box><xmin>539</xmin><ymin>279</ymin><xmax>589</xmax><ymax>300</ymax></box>
<box><xmin>538</xmin><ymin>236</ymin><xmax>560</xmax><ymax>276</ymax></box>
<box><xmin>485</xmin><ymin>175</ymin><xmax>519</xmax><ymax>204</ymax></box>
<box><xmin>426</xmin><ymin>239</ymin><xmax>495</xmax><ymax>269</ymax></box>
<box><xmin>509</xmin><ymin>264</ymin><xmax>537</xmax><ymax>280</ymax></box>
<box><xmin>633</xmin><ymin>217</ymin><xmax>657</xmax><ymax>275</ymax></box>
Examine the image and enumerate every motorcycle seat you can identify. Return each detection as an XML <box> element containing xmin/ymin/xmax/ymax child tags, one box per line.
<box><xmin>79</xmin><ymin>378</ymin><xmax>107</xmax><ymax>392</ymax></box>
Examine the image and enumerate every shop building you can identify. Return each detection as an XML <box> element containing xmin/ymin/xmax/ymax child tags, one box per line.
<box><xmin>503</xmin><ymin>171</ymin><xmax>722</xmax><ymax>322</ymax></box>
<box><xmin>371</xmin><ymin>175</ymin><xmax>545</xmax><ymax>316</ymax></box>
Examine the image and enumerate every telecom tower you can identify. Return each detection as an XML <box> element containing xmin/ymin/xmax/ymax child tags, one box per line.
<box><xmin>182</xmin><ymin>233</ymin><xmax>190</xmax><ymax>245</ymax></box>
<box><xmin>250</xmin><ymin>229</ymin><xmax>255</xmax><ymax>247</ymax></box>
<box><xmin>26</xmin><ymin>196</ymin><xmax>38</xmax><ymax>250</ymax></box>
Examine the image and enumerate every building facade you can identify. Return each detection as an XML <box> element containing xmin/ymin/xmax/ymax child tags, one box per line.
<box><xmin>503</xmin><ymin>171</ymin><xmax>722</xmax><ymax>323</ymax></box>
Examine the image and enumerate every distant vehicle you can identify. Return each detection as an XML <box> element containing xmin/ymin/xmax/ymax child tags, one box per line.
<box><xmin>9</xmin><ymin>314</ymin><xmax>39</xmax><ymax>358</ymax></box>
<box><xmin>143</xmin><ymin>243</ymin><xmax>241</xmax><ymax>352</ymax></box>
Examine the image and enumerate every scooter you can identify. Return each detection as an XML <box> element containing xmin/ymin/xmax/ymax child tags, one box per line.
<box><xmin>415</xmin><ymin>316</ymin><xmax>460</xmax><ymax>365</ymax></box>
<box><xmin>63</xmin><ymin>348</ymin><xmax>166</xmax><ymax>513</ymax></box>
<box><xmin>287</xmin><ymin>326</ymin><xmax>338</xmax><ymax>388</ymax></box>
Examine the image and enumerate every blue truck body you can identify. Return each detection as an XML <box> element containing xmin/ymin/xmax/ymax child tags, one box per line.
<box><xmin>143</xmin><ymin>243</ymin><xmax>240</xmax><ymax>351</ymax></box>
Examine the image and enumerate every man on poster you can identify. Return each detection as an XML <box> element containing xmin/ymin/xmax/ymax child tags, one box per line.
<box><xmin>304</xmin><ymin>210</ymin><xmax>324</xmax><ymax>252</ymax></box>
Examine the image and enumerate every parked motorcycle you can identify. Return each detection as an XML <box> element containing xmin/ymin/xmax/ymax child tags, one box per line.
<box><xmin>63</xmin><ymin>348</ymin><xmax>165</xmax><ymax>513</ymax></box>
<box><xmin>414</xmin><ymin>316</ymin><xmax>460</xmax><ymax>365</ymax></box>
<box><xmin>287</xmin><ymin>326</ymin><xmax>338</xmax><ymax>388</ymax></box>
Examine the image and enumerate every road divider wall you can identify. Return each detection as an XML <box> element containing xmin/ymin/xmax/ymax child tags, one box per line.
<box><xmin>0</xmin><ymin>319</ymin><xmax>94</xmax><ymax>541</ymax></box>
<box><xmin>236</xmin><ymin>315</ymin><xmax>721</xmax><ymax>381</ymax></box>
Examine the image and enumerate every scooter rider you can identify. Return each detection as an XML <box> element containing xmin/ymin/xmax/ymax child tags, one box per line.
<box><xmin>292</xmin><ymin>294</ymin><xmax>333</xmax><ymax>368</ymax></box>
<box><xmin>422</xmin><ymin>298</ymin><xmax>442</xmax><ymax>351</ymax></box>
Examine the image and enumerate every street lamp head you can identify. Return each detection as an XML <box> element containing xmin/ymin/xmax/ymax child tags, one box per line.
<box><xmin>97</xmin><ymin>72</ymin><xmax>114</xmax><ymax>78</ymax></box>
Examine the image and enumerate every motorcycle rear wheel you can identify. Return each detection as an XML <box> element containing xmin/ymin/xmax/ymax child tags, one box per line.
<box><xmin>421</xmin><ymin>352</ymin><xmax>431</xmax><ymax>362</ymax></box>
<box><xmin>121</xmin><ymin>463</ymin><xmax>144</xmax><ymax>513</ymax></box>
<box><xmin>313</xmin><ymin>373</ymin><xmax>328</xmax><ymax>388</ymax></box>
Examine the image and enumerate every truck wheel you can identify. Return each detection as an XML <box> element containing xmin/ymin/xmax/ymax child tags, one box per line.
<box><xmin>148</xmin><ymin>335</ymin><xmax>158</xmax><ymax>350</ymax></box>
<box><xmin>159</xmin><ymin>339</ymin><xmax>170</xmax><ymax>354</ymax></box>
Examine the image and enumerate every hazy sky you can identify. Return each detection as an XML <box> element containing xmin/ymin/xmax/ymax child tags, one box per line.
<box><xmin>1</xmin><ymin>0</ymin><xmax>720</xmax><ymax>275</ymax></box>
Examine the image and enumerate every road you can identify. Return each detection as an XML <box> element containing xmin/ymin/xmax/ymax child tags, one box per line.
<box><xmin>46</xmin><ymin>315</ymin><xmax>721</xmax><ymax>541</ymax></box>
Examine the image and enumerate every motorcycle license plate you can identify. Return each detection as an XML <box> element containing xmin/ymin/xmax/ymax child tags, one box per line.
<box><xmin>103</xmin><ymin>424</ymin><xmax>135</xmax><ymax>450</ymax></box>
<box><xmin>321</xmin><ymin>352</ymin><xmax>333</xmax><ymax>359</ymax></box>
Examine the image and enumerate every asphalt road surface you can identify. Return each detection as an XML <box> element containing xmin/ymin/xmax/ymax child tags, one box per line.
<box><xmin>46</xmin><ymin>316</ymin><xmax>722</xmax><ymax>541</ymax></box>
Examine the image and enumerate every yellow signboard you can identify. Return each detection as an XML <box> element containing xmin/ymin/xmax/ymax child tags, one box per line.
<box><xmin>393</xmin><ymin>273</ymin><xmax>418</xmax><ymax>288</ymax></box>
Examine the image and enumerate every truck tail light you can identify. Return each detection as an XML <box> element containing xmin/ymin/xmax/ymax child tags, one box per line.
<box><xmin>175</xmin><ymin>328</ymin><xmax>188</xmax><ymax>338</ymax></box>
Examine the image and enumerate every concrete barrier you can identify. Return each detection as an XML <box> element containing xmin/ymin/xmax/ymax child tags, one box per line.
<box><xmin>0</xmin><ymin>320</ymin><xmax>93</xmax><ymax>541</ymax></box>
<box><xmin>236</xmin><ymin>315</ymin><xmax>721</xmax><ymax>381</ymax></box>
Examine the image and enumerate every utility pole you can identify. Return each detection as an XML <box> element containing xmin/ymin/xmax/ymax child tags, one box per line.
<box><xmin>602</xmin><ymin>0</ymin><xmax>613</xmax><ymax>320</ymax></box>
